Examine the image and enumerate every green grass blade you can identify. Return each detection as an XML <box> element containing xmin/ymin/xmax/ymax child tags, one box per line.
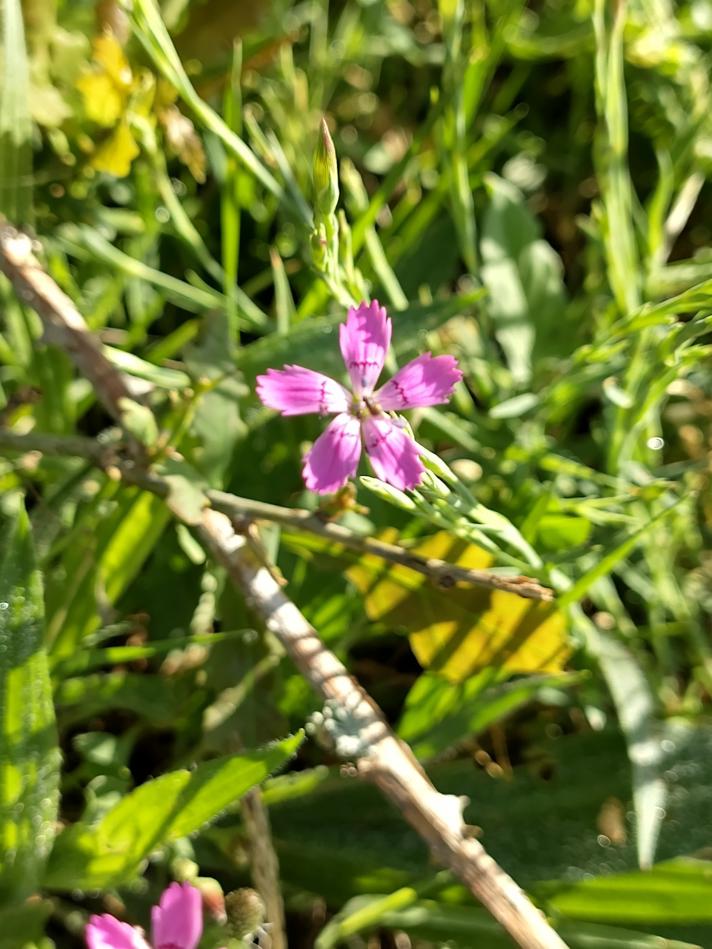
<box><xmin>0</xmin><ymin>495</ymin><xmax>60</xmax><ymax>901</ymax></box>
<box><xmin>0</xmin><ymin>0</ymin><xmax>32</xmax><ymax>225</ymax></box>
<box><xmin>593</xmin><ymin>0</ymin><xmax>640</xmax><ymax>316</ymax></box>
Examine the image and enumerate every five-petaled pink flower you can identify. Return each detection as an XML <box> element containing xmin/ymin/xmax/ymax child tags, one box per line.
<box><xmin>256</xmin><ymin>300</ymin><xmax>461</xmax><ymax>493</ymax></box>
<box><xmin>86</xmin><ymin>882</ymin><xmax>210</xmax><ymax>949</ymax></box>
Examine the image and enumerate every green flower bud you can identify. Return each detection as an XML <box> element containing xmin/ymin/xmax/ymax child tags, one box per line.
<box><xmin>420</xmin><ymin>469</ymin><xmax>451</xmax><ymax>498</ymax></box>
<box><xmin>171</xmin><ymin>857</ymin><xmax>199</xmax><ymax>882</ymax></box>
<box><xmin>313</xmin><ymin>117</ymin><xmax>339</xmax><ymax>217</ymax></box>
<box><xmin>418</xmin><ymin>445</ymin><xmax>458</xmax><ymax>485</ymax></box>
<box><xmin>359</xmin><ymin>476</ymin><xmax>416</xmax><ymax>511</ymax></box>
<box><xmin>310</xmin><ymin>223</ymin><xmax>328</xmax><ymax>268</ymax></box>
<box><xmin>224</xmin><ymin>888</ymin><xmax>266</xmax><ymax>941</ymax></box>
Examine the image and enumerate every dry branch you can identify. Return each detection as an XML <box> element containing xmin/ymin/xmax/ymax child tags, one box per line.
<box><xmin>0</xmin><ymin>221</ymin><xmax>569</xmax><ymax>949</ymax></box>
<box><xmin>0</xmin><ymin>420</ymin><xmax>552</xmax><ymax>602</ymax></box>
<box><xmin>0</xmin><ymin>224</ymin><xmax>134</xmax><ymax>424</ymax></box>
<box><xmin>208</xmin><ymin>492</ymin><xmax>554</xmax><ymax>601</ymax></box>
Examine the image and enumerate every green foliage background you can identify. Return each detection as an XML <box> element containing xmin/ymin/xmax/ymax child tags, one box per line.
<box><xmin>1</xmin><ymin>0</ymin><xmax>712</xmax><ymax>946</ymax></box>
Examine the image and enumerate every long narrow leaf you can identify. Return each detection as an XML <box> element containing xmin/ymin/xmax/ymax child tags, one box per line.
<box><xmin>0</xmin><ymin>495</ymin><xmax>59</xmax><ymax>900</ymax></box>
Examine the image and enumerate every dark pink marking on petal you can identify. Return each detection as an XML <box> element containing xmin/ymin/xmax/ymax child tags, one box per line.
<box><xmin>338</xmin><ymin>300</ymin><xmax>391</xmax><ymax>396</ymax></box>
<box><xmin>376</xmin><ymin>353</ymin><xmax>462</xmax><ymax>411</ymax></box>
<box><xmin>302</xmin><ymin>413</ymin><xmax>362</xmax><ymax>494</ymax></box>
<box><xmin>256</xmin><ymin>365</ymin><xmax>350</xmax><ymax>416</ymax></box>
<box><xmin>362</xmin><ymin>415</ymin><xmax>424</xmax><ymax>491</ymax></box>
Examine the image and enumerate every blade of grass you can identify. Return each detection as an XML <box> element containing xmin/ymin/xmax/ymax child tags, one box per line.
<box><xmin>0</xmin><ymin>0</ymin><xmax>32</xmax><ymax>225</ymax></box>
<box><xmin>129</xmin><ymin>0</ymin><xmax>309</xmax><ymax>224</ymax></box>
<box><xmin>57</xmin><ymin>224</ymin><xmax>267</xmax><ymax>328</ymax></box>
<box><xmin>221</xmin><ymin>40</ymin><xmax>242</xmax><ymax>348</ymax></box>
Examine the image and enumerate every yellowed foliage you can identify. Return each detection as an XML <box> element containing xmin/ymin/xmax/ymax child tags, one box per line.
<box><xmin>91</xmin><ymin>122</ymin><xmax>139</xmax><ymax>177</ymax></box>
<box><xmin>347</xmin><ymin>531</ymin><xmax>570</xmax><ymax>682</ymax></box>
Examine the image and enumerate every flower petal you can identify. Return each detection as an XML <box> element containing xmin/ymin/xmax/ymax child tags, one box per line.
<box><xmin>339</xmin><ymin>300</ymin><xmax>392</xmax><ymax>395</ymax></box>
<box><xmin>376</xmin><ymin>353</ymin><xmax>462</xmax><ymax>410</ymax></box>
<box><xmin>256</xmin><ymin>366</ymin><xmax>350</xmax><ymax>416</ymax></box>
<box><xmin>362</xmin><ymin>415</ymin><xmax>424</xmax><ymax>491</ymax></box>
<box><xmin>152</xmin><ymin>882</ymin><xmax>203</xmax><ymax>949</ymax></box>
<box><xmin>303</xmin><ymin>413</ymin><xmax>362</xmax><ymax>494</ymax></box>
<box><xmin>85</xmin><ymin>916</ymin><xmax>150</xmax><ymax>949</ymax></box>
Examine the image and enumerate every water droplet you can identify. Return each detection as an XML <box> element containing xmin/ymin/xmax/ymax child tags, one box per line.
<box><xmin>0</xmin><ymin>602</ymin><xmax>8</xmax><ymax>610</ymax></box>
<box><xmin>647</xmin><ymin>436</ymin><xmax>664</xmax><ymax>450</ymax></box>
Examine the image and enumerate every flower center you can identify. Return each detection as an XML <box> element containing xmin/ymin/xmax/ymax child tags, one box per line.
<box><xmin>351</xmin><ymin>395</ymin><xmax>382</xmax><ymax>419</ymax></box>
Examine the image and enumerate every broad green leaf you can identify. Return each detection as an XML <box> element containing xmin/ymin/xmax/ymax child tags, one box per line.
<box><xmin>537</xmin><ymin>514</ymin><xmax>592</xmax><ymax>551</ymax></box>
<box><xmin>46</xmin><ymin>484</ymin><xmax>170</xmax><ymax>662</ymax></box>
<box><xmin>546</xmin><ymin>858</ymin><xmax>712</xmax><ymax>926</ymax></box>
<box><xmin>0</xmin><ymin>497</ymin><xmax>59</xmax><ymax>900</ymax></box>
<box><xmin>184</xmin><ymin>311</ymin><xmax>246</xmax><ymax>486</ymax></box>
<box><xmin>44</xmin><ymin>731</ymin><xmax>303</xmax><ymax>889</ymax></box>
<box><xmin>259</xmin><ymin>726</ymin><xmax>712</xmax><ymax>905</ymax></box>
<box><xmin>375</xmin><ymin>900</ymin><xmax>700</xmax><ymax>949</ymax></box>
<box><xmin>0</xmin><ymin>900</ymin><xmax>52</xmax><ymax>949</ymax></box>
<box><xmin>347</xmin><ymin>532</ymin><xmax>570</xmax><ymax>681</ymax></box>
<box><xmin>398</xmin><ymin>670</ymin><xmax>580</xmax><ymax>759</ymax></box>
<box><xmin>480</xmin><ymin>175</ymin><xmax>569</xmax><ymax>382</ymax></box>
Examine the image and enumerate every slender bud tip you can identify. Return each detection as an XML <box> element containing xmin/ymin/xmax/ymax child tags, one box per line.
<box><xmin>313</xmin><ymin>117</ymin><xmax>339</xmax><ymax>216</ymax></box>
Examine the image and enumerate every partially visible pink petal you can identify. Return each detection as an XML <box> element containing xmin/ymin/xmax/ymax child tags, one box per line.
<box><xmin>376</xmin><ymin>353</ymin><xmax>462</xmax><ymax>410</ymax></box>
<box><xmin>85</xmin><ymin>916</ymin><xmax>150</xmax><ymax>949</ymax></box>
<box><xmin>339</xmin><ymin>300</ymin><xmax>392</xmax><ymax>395</ymax></box>
<box><xmin>362</xmin><ymin>415</ymin><xmax>424</xmax><ymax>491</ymax></box>
<box><xmin>152</xmin><ymin>882</ymin><xmax>203</xmax><ymax>949</ymax></box>
<box><xmin>256</xmin><ymin>366</ymin><xmax>350</xmax><ymax>416</ymax></box>
<box><xmin>303</xmin><ymin>413</ymin><xmax>362</xmax><ymax>494</ymax></box>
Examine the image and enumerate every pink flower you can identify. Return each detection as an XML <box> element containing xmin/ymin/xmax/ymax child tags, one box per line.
<box><xmin>256</xmin><ymin>300</ymin><xmax>462</xmax><ymax>493</ymax></box>
<box><xmin>86</xmin><ymin>882</ymin><xmax>206</xmax><ymax>949</ymax></box>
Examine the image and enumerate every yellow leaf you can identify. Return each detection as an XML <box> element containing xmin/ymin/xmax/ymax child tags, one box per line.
<box><xmin>347</xmin><ymin>531</ymin><xmax>570</xmax><ymax>681</ymax></box>
<box><xmin>91</xmin><ymin>122</ymin><xmax>139</xmax><ymax>177</ymax></box>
